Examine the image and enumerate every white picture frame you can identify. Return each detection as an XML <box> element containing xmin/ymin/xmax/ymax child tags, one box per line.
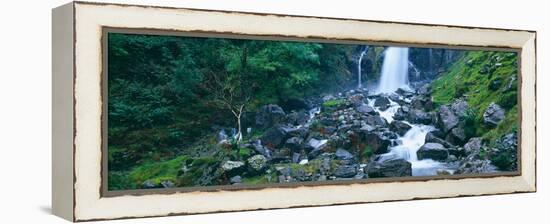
<box><xmin>52</xmin><ymin>1</ymin><xmax>536</xmax><ymax>221</ymax></box>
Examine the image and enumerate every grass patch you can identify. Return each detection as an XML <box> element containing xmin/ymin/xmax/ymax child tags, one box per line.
<box><xmin>431</xmin><ymin>51</ymin><xmax>519</xmax><ymax>144</ymax></box>
<box><xmin>322</xmin><ymin>99</ymin><xmax>346</xmax><ymax>108</ymax></box>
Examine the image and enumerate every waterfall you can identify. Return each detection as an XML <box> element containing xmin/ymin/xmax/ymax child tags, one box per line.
<box><xmin>357</xmin><ymin>47</ymin><xmax>368</xmax><ymax>89</ymax></box>
<box><xmin>376</xmin><ymin>47</ymin><xmax>410</xmax><ymax>93</ymax></box>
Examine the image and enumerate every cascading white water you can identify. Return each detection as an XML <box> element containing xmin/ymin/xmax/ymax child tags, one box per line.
<box><xmin>369</xmin><ymin>96</ymin><xmax>453</xmax><ymax>176</ymax></box>
<box><xmin>357</xmin><ymin>47</ymin><xmax>368</xmax><ymax>89</ymax></box>
<box><xmin>377</xmin><ymin>47</ymin><xmax>410</xmax><ymax>93</ymax></box>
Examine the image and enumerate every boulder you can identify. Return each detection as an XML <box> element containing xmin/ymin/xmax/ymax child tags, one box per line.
<box><xmin>366</xmin><ymin>115</ymin><xmax>388</xmax><ymax>127</ymax></box>
<box><xmin>425</xmin><ymin>132</ymin><xmax>454</xmax><ymax>148</ymax></box>
<box><xmin>364</xmin><ymin>132</ymin><xmax>391</xmax><ymax>154</ymax></box>
<box><xmin>221</xmin><ymin>161</ymin><xmax>246</xmax><ymax>176</ymax></box>
<box><xmin>335</xmin><ymin>148</ymin><xmax>354</xmax><ymax>160</ymax></box>
<box><xmin>408</xmin><ymin>109</ymin><xmax>432</xmax><ymax>125</ymax></box>
<box><xmin>451</xmin><ymin>99</ymin><xmax>469</xmax><ymax>117</ymax></box>
<box><xmin>393</xmin><ymin>107</ymin><xmax>408</xmax><ymax>121</ymax></box>
<box><xmin>411</xmin><ymin>96</ymin><xmax>433</xmax><ymax>110</ymax></box>
<box><xmin>260</xmin><ymin>126</ymin><xmax>290</xmax><ymax>149</ymax></box>
<box><xmin>355</xmin><ymin>104</ymin><xmax>377</xmax><ymax>115</ymax></box>
<box><xmin>437</xmin><ymin>105</ymin><xmax>459</xmax><ymax>133</ymax></box>
<box><xmin>285</xmin><ymin>137</ymin><xmax>304</xmax><ymax>152</ymax></box>
<box><xmin>374</xmin><ymin>96</ymin><xmax>391</xmax><ymax>110</ymax></box>
<box><xmin>445</xmin><ymin>126</ymin><xmax>467</xmax><ymax>145</ymax></box>
<box><xmin>247</xmin><ymin>155</ymin><xmax>268</xmax><ymax>173</ymax></box>
<box><xmin>390</xmin><ymin>120</ymin><xmax>412</xmax><ymax>135</ymax></box>
<box><xmin>483</xmin><ymin>103</ymin><xmax>505</xmax><ymax>127</ymax></box>
<box><xmin>463</xmin><ymin>137</ymin><xmax>483</xmax><ymax>153</ymax></box>
<box><xmin>418</xmin><ymin>84</ymin><xmax>431</xmax><ymax>95</ymax></box>
<box><xmin>285</xmin><ymin>111</ymin><xmax>309</xmax><ymax>126</ymax></box>
<box><xmin>417</xmin><ymin>143</ymin><xmax>449</xmax><ymax>161</ymax></box>
<box><xmin>255</xmin><ymin>104</ymin><xmax>286</xmax><ymax>129</ymax></box>
<box><xmin>230</xmin><ymin>175</ymin><xmax>242</xmax><ymax>184</ymax></box>
<box><xmin>348</xmin><ymin>94</ymin><xmax>365</xmax><ymax>106</ymax></box>
<box><xmin>334</xmin><ymin>165</ymin><xmax>357</xmax><ymax>178</ymax></box>
<box><xmin>271</xmin><ymin>148</ymin><xmax>292</xmax><ymax>162</ymax></box>
<box><xmin>366</xmin><ymin>159</ymin><xmax>412</xmax><ymax>177</ymax></box>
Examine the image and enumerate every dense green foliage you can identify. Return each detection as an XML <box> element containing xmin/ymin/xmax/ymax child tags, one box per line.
<box><xmin>107</xmin><ymin>33</ymin><xmax>357</xmax><ymax>189</ymax></box>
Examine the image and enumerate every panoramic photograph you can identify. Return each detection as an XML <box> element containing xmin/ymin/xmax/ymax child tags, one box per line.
<box><xmin>106</xmin><ymin>32</ymin><xmax>519</xmax><ymax>191</ymax></box>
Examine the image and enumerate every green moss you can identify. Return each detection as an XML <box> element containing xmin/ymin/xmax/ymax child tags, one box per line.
<box><xmin>431</xmin><ymin>51</ymin><xmax>519</xmax><ymax>145</ymax></box>
<box><xmin>322</xmin><ymin>99</ymin><xmax>346</xmax><ymax>108</ymax></box>
<box><xmin>127</xmin><ymin>156</ymin><xmax>189</xmax><ymax>186</ymax></box>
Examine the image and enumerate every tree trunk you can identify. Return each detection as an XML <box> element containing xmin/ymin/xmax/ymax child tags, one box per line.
<box><xmin>236</xmin><ymin>115</ymin><xmax>243</xmax><ymax>143</ymax></box>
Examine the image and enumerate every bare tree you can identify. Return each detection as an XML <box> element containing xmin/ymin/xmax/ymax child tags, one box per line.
<box><xmin>205</xmin><ymin>72</ymin><xmax>251</xmax><ymax>143</ymax></box>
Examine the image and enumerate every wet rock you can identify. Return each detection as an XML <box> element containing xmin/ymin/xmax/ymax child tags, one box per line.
<box><xmin>247</xmin><ymin>155</ymin><xmax>268</xmax><ymax>173</ymax></box>
<box><xmin>356</xmin><ymin>104</ymin><xmax>377</xmax><ymax>115</ymax></box>
<box><xmin>221</xmin><ymin>160</ymin><xmax>246</xmax><ymax>176</ymax></box>
<box><xmin>366</xmin><ymin>159</ymin><xmax>412</xmax><ymax>177</ymax></box>
<box><xmin>425</xmin><ymin>132</ymin><xmax>454</xmax><ymax>148</ymax></box>
<box><xmin>417</xmin><ymin>143</ymin><xmax>449</xmax><ymax>161</ymax></box>
<box><xmin>393</xmin><ymin>106</ymin><xmax>409</xmax><ymax>121</ymax></box>
<box><xmin>437</xmin><ymin>105</ymin><xmax>459</xmax><ymax>133</ymax></box>
<box><xmin>374</xmin><ymin>96</ymin><xmax>391</xmax><ymax>110</ymax></box>
<box><xmin>390</xmin><ymin>120</ymin><xmax>412</xmax><ymax>135</ymax></box>
<box><xmin>255</xmin><ymin>104</ymin><xmax>286</xmax><ymax>129</ymax></box>
<box><xmin>335</xmin><ymin>148</ymin><xmax>354</xmax><ymax>160</ymax></box>
<box><xmin>334</xmin><ymin>165</ymin><xmax>357</xmax><ymax>178</ymax></box>
<box><xmin>483</xmin><ymin>103</ymin><xmax>505</xmax><ymax>127</ymax></box>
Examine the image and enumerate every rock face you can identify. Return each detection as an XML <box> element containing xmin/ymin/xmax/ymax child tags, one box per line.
<box><xmin>483</xmin><ymin>103</ymin><xmax>505</xmax><ymax>127</ymax></box>
<box><xmin>390</xmin><ymin>120</ymin><xmax>412</xmax><ymax>135</ymax></box>
<box><xmin>366</xmin><ymin>159</ymin><xmax>412</xmax><ymax>177</ymax></box>
<box><xmin>438</xmin><ymin>105</ymin><xmax>459</xmax><ymax>133</ymax></box>
<box><xmin>256</xmin><ymin>104</ymin><xmax>286</xmax><ymax>129</ymax></box>
<box><xmin>417</xmin><ymin>143</ymin><xmax>449</xmax><ymax>161</ymax></box>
